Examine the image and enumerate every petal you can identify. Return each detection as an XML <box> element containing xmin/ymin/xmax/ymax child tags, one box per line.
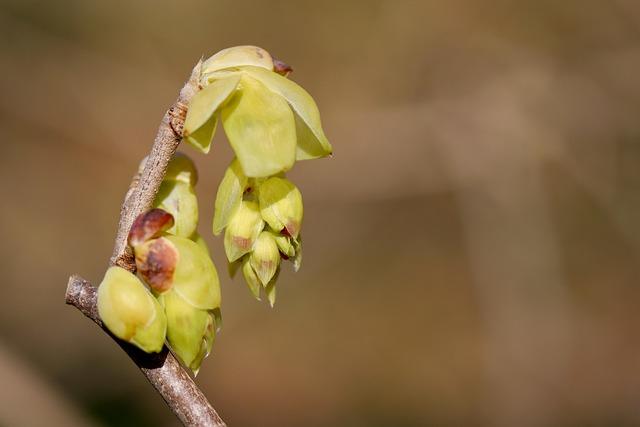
<box><xmin>183</xmin><ymin>75</ymin><xmax>241</xmax><ymax>153</ymax></box>
<box><xmin>241</xmin><ymin>66</ymin><xmax>332</xmax><ymax>160</ymax></box>
<box><xmin>202</xmin><ymin>46</ymin><xmax>273</xmax><ymax>75</ymax></box>
<box><xmin>212</xmin><ymin>158</ymin><xmax>248</xmax><ymax>235</ymax></box>
<box><xmin>241</xmin><ymin>256</ymin><xmax>262</xmax><ymax>300</ymax></box>
<box><xmin>221</xmin><ymin>76</ymin><xmax>296</xmax><ymax>177</ymax></box>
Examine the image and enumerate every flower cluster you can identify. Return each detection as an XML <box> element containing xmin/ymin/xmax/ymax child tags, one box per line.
<box><xmin>98</xmin><ymin>156</ymin><xmax>221</xmax><ymax>374</ymax></box>
<box><xmin>213</xmin><ymin>159</ymin><xmax>303</xmax><ymax>305</ymax></box>
<box><xmin>96</xmin><ymin>46</ymin><xmax>331</xmax><ymax>374</ymax></box>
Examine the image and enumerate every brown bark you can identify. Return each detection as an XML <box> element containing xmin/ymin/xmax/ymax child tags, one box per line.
<box><xmin>65</xmin><ymin>61</ymin><xmax>227</xmax><ymax>427</ymax></box>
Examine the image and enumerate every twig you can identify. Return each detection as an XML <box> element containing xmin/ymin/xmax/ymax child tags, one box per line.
<box><xmin>110</xmin><ymin>60</ymin><xmax>202</xmax><ymax>272</ymax></box>
<box><xmin>65</xmin><ymin>61</ymin><xmax>227</xmax><ymax>427</ymax></box>
<box><xmin>65</xmin><ymin>276</ymin><xmax>225</xmax><ymax>427</ymax></box>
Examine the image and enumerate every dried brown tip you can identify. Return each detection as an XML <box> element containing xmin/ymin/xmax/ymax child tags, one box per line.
<box><xmin>135</xmin><ymin>238</ymin><xmax>179</xmax><ymax>293</ymax></box>
<box><xmin>128</xmin><ymin>209</ymin><xmax>175</xmax><ymax>247</ymax></box>
<box><xmin>273</xmin><ymin>58</ymin><xmax>293</xmax><ymax>76</ymax></box>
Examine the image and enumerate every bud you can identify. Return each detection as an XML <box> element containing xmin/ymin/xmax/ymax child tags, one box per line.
<box><xmin>212</xmin><ymin>158</ymin><xmax>248</xmax><ymax>235</ymax></box>
<box><xmin>97</xmin><ymin>266</ymin><xmax>167</xmax><ymax>353</ymax></box>
<box><xmin>159</xmin><ymin>289</ymin><xmax>216</xmax><ymax>374</ymax></box>
<box><xmin>250</xmin><ymin>231</ymin><xmax>281</xmax><ymax>286</ymax></box>
<box><xmin>258</xmin><ymin>177</ymin><xmax>303</xmax><ymax>238</ymax></box>
<box><xmin>164</xmin><ymin>152</ymin><xmax>198</xmax><ymax>186</ymax></box>
<box><xmin>155</xmin><ymin>180</ymin><xmax>198</xmax><ymax>238</ymax></box>
<box><xmin>221</xmin><ymin>75</ymin><xmax>297</xmax><ymax>177</ymax></box>
<box><xmin>224</xmin><ymin>201</ymin><xmax>264</xmax><ymax>262</ymax></box>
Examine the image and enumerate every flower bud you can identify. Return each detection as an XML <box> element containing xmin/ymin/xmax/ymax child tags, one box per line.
<box><xmin>224</xmin><ymin>201</ymin><xmax>264</xmax><ymax>262</ymax></box>
<box><xmin>164</xmin><ymin>152</ymin><xmax>198</xmax><ymax>186</ymax></box>
<box><xmin>154</xmin><ymin>180</ymin><xmax>198</xmax><ymax>238</ymax></box>
<box><xmin>97</xmin><ymin>266</ymin><xmax>167</xmax><ymax>353</ymax></box>
<box><xmin>258</xmin><ymin>177</ymin><xmax>303</xmax><ymax>238</ymax></box>
<box><xmin>130</xmin><ymin>210</ymin><xmax>221</xmax><ymax>310</ymax></box>
<box><xmin>250</xmin><ymin>231</ymin><xmax>281</xmax><ymax>286</ymax></box>
<box><xmin>159</xmin><ymin>289</ymin><xmax>216</xmax><ymax>374</ymax></box>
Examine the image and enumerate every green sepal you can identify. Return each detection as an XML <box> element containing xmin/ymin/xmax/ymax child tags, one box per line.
<box><xmin>241</xmin><ymin>66</ymin><xmax>332</xmax><ymax>160</ymax></box>
<box><xmin>154</xmin><ymin>180</ymin><xmax>198</xmax><ymax>238</ymax></box>
<box><xmin>97</xmin><ymin>266</ymin><xmax>167</xmax><ymax>353</ymax></box>
<box><xmin>183</xmin><ymin>75</ymin><xmax>241</xmax><ymax>153</ymax></box>
<box><xmin>224</xmin><ymin>201</ymin><xmax>264</xmax><ymax>262</ymax></box>
<box><xmin>258</xmin><ymin>177</ymin><xmax>303</xmax><ymax>238</ymax></box>
<box><xmin>159</xmin><ymin>290</ymin><xmax>215</xmax><ymax>374</ymax></box>
<box><xmin>221</xmin><ymin>75</ymin><xmax>296</xmax><ymax>177</ymax></box>
<box><xmin>165</xmin><ymin>235</ymin><xmax>221</xmax><ymax>310</ymax></box>
<box><xmin>212</xmin><ymin>158</ymin><xmax>248</xmax><ymax>235</ymax></box>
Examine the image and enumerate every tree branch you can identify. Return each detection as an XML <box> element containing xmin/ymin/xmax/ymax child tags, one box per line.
<box><xmin>65</xmin><ymin>61</ymin><xmax>227</xmax><ymax>426</ymax></box>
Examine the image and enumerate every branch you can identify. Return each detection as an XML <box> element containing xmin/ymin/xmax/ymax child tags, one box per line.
<box><xmin>66</xmin><ymin>276</ymin><xmax>225</xmax><ymax>427</ymax></box>
<box><xmin>109</xmin><ymin>60</ymin><xmax>202</xmax><ymax>272</ymax></box>
<box><xmin>65</xmin><ymin>61</ymin><xmax>227</xmax><ymax>426</ymax></box>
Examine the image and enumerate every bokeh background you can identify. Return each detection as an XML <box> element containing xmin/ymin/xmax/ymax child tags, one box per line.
<box><xmin>2</xmin><ymin>0</ymin><xmax>640</xmax><ymax>426</ymax></box>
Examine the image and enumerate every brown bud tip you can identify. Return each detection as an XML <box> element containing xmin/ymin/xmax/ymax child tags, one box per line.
<box><xmin>273</xmin><ymin>58</ymin><xmax>293</xmax><ymax>76</ymax></box>
<box><xmin>128</xmin><ymin>209</ymin><xmax>175</xmax><ymax>247</ymax></box>
<box><xmin>135</xmin><ymin>238</ymin><xmax>179</xmax><ymax>293</ymax></box>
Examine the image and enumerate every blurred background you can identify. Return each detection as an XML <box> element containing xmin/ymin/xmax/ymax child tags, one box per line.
<box><xmin>1</xmin><ymin>0</ymin><xmax>640</xmax><ymax>426</ymax></box>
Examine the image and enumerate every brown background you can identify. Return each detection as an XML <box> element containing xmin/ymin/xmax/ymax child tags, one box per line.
<box><xmin>1</xmin><ymin>0</ymin><xmax>640</xmax><ymax>426</ymax></box>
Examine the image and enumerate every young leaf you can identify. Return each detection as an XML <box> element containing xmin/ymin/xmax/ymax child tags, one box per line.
<box><xmin>212</xmin><ymin>158</ymin><xmax>248</xmax><ymax>235</ymax></box>
<box><xmin>183</xmin><ymin>75</ymin><xmax>241</xmax><ymax>153</ymax></box>
<box><xmin>221</xmin><ymin>76</ymin><xmax>296</xmax><ymax>177</ymax></box>
<box><xmin>241</xmin><ymin>66</ymin><xmax>332</xmax><ymax>160</ymax></box>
